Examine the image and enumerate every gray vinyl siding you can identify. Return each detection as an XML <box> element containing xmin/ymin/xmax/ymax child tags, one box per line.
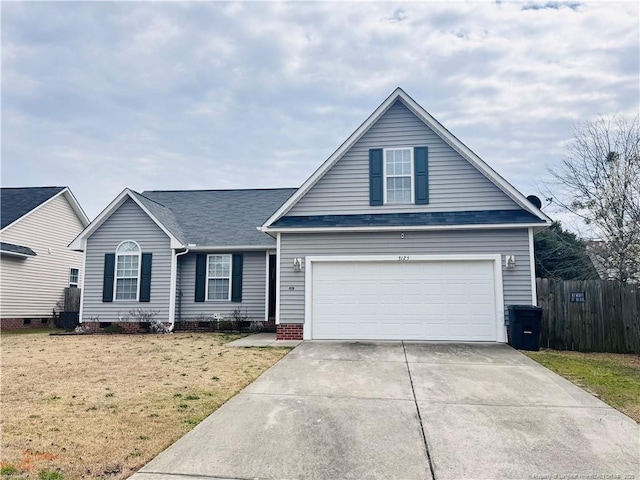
<box><xmin>82</xmin><ymin>198</ymin><xmax>172</xmax><ymax>323</ymax></box>
<box><xmin>288</xmin><ymin>100</ymin><xmax>519</xmax><ymax>216</ymax></box>
<box><xmin>178</xmin><ymin>251</ymin><xmax>267</xmax><ymax>322</ymax></box>
<box><xmin>0</xmin><ymin>194</ymin><xmax>85</xmax><ymax>318</ymax></box>
<box><xmin>279</xmin><ymin>229</ymin><xmax>532</xmax><ymax>324</ymax></box>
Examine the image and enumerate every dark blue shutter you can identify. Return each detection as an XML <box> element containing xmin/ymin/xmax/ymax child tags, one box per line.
<box><xmin>139</xmin><ymin>253</ymin><xmax>152</xmax><ymax>302</ymax></box>
<box><xmin>231</xmin><ymin>254</ymin><xmax>243</xmax><ymax>302</ymax></box>
<box><xmin>102</xmin><ymin>254</ymin><xmax>115</xmax><ymax>302</ymax></box>
<box><xmin>414</xmin><ymin>146</ymin><xmax>429</xmax><ymax>205</ymax></box>
<box><xmin>369</xmin><ymin>149</ymin><xmax>383</xmax><ymax>206</ymax></box>
<box><xmin>195</xmin><ymin>254</ymin><xmax>206</xmax><ymax>302</ymax></box>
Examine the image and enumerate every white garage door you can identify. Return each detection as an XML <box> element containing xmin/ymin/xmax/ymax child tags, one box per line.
<box><xmin>311</xmin><ymin>260</ymin><xmax>498</xmax><ymax>341</ymax></box>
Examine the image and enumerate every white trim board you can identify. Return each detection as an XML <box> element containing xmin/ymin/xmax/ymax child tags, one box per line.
<box><xmin>262</xmin><ymin>88</ymin><xmax>552</xmax><ymax>228</ymax></box>
<box><xmin>302</xmin><ymin>254</ymin><xmax>506</xmax><ymax>343</ymax></box>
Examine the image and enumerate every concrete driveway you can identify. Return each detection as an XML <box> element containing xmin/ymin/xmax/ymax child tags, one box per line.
<box><xmin>131</xmin><ymin>342</ymin><xmax>639</xmax><ymax>480</ymax></box>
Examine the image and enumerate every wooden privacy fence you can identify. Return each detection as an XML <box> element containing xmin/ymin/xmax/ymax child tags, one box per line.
<box><xmin>536</xmin><ymin>278</ymin><xmax>640</xmax><ymax>353</ymax></box>
<box><xmin>58</xmin><ymin>288</ymin><xmax>81</xmax><ymax>330</ymax></box>
<box><xmin>64</xmin><ymin>287</ymin><xmax>81</xmax><ymax>313</ymax></box>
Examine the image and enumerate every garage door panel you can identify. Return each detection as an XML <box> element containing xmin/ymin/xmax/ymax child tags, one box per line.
<box><xmin>311</xmin><ymin>260</ymin><xmax>498</xmax><ymax>341</ymax></box>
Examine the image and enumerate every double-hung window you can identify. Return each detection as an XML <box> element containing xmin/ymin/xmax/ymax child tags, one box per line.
<box><xmin>115</xmin><ymin>241</ymin><xmax>141</xmax><ymax>300</ymax></box>
<box><xmin>207</xmin><ymin>255</ymin><xmax>231</xmax><ymax>301</ymax></box>
<box><xmin>384</xmin><ymin>148</ymin><xmax>414</xmax><ymax>204</ymax></box>
<box><xmin>69</xmin><ymin>268</ymin><xmax>79</xmax><ymax>288</ymax></box>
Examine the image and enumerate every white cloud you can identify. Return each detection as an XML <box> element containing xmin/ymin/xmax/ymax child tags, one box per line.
<box><xmin>1</xmin><ymin>1</ymin><xmax>638</xmax><ymax>227</ymax></box>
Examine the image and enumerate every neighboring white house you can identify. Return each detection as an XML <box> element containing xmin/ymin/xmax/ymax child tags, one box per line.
<box><xmin>1</xmin><ymin>187</ymin><xmax>90</xmax><ymax>329</ymax></box>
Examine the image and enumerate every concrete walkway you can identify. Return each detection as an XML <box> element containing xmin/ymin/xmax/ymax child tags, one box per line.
<box><xmin>130</xmin><ymin>342</ymin><xmax>639</xmax><ymax>480</ymax></box>
<box><xmin>225</xmin><ymin>332</ymin><xmax>302</xmax><ymax>348</ymax></box>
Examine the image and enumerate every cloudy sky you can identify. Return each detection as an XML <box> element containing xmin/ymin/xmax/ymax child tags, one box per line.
<box><xmin>2</xmin><ymin>1</ymin><xmax>638</xmax><ymax>229</ymax></box>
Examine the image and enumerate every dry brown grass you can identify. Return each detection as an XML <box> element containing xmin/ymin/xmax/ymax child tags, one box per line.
<box><xmin>0</xmin><ymin>332</ymin><xmax>290</xmax><ymax>479</ymax></box>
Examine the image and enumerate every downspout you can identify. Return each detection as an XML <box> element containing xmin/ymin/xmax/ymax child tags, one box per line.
<box><xmin>169</xmin><ymin>247</ymin><xmax>190</xmax><ymax>331</ymax></box>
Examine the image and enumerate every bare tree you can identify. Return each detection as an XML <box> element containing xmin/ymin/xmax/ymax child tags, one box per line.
<box><xmin>548</xmin><ymin>115</ymin><xmax>640</xmax><ymax>283</ymax></box>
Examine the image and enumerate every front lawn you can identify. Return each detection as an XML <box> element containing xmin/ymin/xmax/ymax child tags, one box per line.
<box><xmin>524</xmin><ymin>349</ymin><xmax>640</xmax><ymax>422</ymax></box>
<box><xmin>0</xmin><ymin>332</ymin><xmax>290</xmax><ymax>479</ymax></box>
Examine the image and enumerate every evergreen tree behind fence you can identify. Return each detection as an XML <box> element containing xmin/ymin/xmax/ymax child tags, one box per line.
<box><xmin>536</xmin><ymin>278</ymin><xmax>640</xmax><ymax>353</ymax></box>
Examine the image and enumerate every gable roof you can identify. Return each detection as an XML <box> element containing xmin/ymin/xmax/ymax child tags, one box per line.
<box><xmin>70</xmin><ymin>188</ymin><xmax>297</xmax><ymax>251</ymax></box>
<box><xmin>1</xmin><ymin>186</ymin><xmax>90</xmax><ymax>231</ymax></box>
<box><xmin>261</xmin><ymin>87</ymin><xmax>552</xmax><ymax>229</ymax></box>
<box><xmin>69</xmin><ymin>188</ymin><xmax>187</xmax><ymax>250</ymax></box>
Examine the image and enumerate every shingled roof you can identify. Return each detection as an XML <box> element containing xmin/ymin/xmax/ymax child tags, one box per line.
<box><xmin>0</xmin><ymin>242</ymin><xmax>37</xmax><ymax>257</ymax></box>
<box><xmin>140</xmin><ymin>188</ymin><xmax>297</xmax><ymax>247</ymax></box>
<box><xmin>1</xmin><ymin>187</ymin><xmax>66</xmax><ymax>229</ymax></box>
<box><xmin>129</xmin><ymin>191</ymin><xmax>188</xmax><ymax>245</ymax></box>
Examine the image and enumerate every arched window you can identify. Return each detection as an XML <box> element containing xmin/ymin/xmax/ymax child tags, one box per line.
<box><xmin>115</xmin><ymin>241</ymin><xmax>141</xmax><ymax>300</ymax></box>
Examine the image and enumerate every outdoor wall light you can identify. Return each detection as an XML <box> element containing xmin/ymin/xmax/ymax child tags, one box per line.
<box><xmin>293</xmin><ymin>258</ymin><xmax>303</xmax><ymax>272</ymax></box>
<box><xmin>505</xmin><ymin>255</ymin><xmax>516</xmax><ymax>269</ymax></box>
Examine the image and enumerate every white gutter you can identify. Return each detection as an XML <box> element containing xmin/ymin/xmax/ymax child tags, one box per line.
<box><xmin>78</xmin><ymin>249</ymin><xmax>87</xmax><ymax>324</ymax></box>
<box><xmin>168</xmin><ymin>247</ymin><xmax>190</xmax><ymax>331</ymax></box>
<box><xmin>275</xmin><ymin>233</ymin><xmax>281</xmax><ymax>325</ymax></box>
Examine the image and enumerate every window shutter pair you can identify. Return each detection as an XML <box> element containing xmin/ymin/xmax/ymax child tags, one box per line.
<box><xmin>102</xmin><ymin>252</ymin><xmax>152</xmax><ymax>302</ymax></box>
<box><xmin>194</xmin><ymin>253</ymin><xmax>243</xmax><ymax>303</ymax></box>
<box><xmin>369</xmin><ymin>147</ymin><xmax>429</xmax><ymax>205</ymax></box>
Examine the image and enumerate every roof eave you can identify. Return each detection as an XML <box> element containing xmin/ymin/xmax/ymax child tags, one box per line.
<box><xmin>262</xmin><ymin>220</ymin><xmax>551</xmax><ymax>234</ymax></box>
<box><xmin>62</xmin><ymin>188</ymin><xmax>91</xmax><ymax>227</ymax></box>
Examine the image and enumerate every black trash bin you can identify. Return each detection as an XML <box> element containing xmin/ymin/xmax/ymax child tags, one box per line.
<box><xmin>506</xmin><ymin>305</ymin><xmax>543</xmax><ymax>351</ymax></box>
<box><xmin>56</xmin><ymin>312</ymin><xmax>80</xmax><ymax>330</ymax></box>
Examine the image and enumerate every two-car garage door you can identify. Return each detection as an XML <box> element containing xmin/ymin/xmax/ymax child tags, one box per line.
<box><xmin>310</xmin><ymin>259</ymin><xmax>500</xmax><ymax>341</ymax></box>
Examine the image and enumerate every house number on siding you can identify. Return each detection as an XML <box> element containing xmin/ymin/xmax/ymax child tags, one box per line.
<box><xmin>398</xmin><ymin>256</ymin><xmax>410</xmax><ymax>261</ymax></box>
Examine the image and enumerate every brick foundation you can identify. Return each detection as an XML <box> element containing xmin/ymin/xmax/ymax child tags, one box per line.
<box><xmin>78</xmin><ymin>322</ymin><xmax>168</xmax><ymax>333</ymax></box>
<box><xmin>265</xmin><ymin>316</ymin><xmax>276</xmax><ymax>332</ymax></box>
<box><xmin>79</xmin><ymin>322</ymin><xmax>100</xmax><ymax>333</ymax></box>
<box><xmin>173</xmin><ymin>319</ymin><xmax>270</xmax><ymax>333</ymax></box>
<box><xmin>276</xmin><ymin>323</ymin><xmax>303</xmax><ymax>340</ymax></box>
<box><xmin>173</xmin><ymin>321</ymin><xmax>215</xmax><ymax>332</ymax></box>
<box><xmin>78</xmin><ymin>320</ymin><xmax>269</xmax><ymax>334</ymax></box>
<box><xmin>0</xmin><ymin>317</ymin><xmax>54</xmax><ymax>331</ymax></box>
